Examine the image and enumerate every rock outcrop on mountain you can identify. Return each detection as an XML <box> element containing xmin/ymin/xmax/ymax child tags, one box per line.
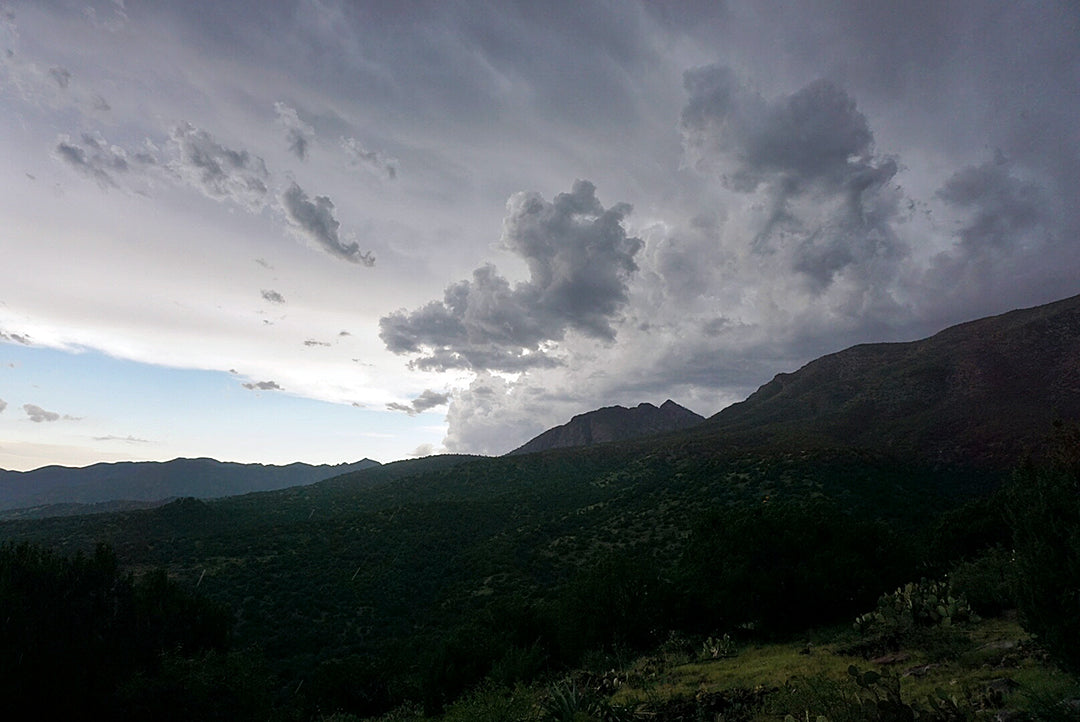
<box><xmin>509</xmin><ymin>400</ymin><xmax>705</xmax><ymax>455</ymax></box>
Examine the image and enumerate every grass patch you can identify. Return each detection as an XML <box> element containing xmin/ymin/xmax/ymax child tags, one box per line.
<box><xmin>611</xmin><ymin>638</ymin><xmax>865</xmax><ymax>706</ymax></box>
<box><xmin>606</xmin><ymin>616</ymin><xmax>1072</xmax><ymax>721</ymax></box>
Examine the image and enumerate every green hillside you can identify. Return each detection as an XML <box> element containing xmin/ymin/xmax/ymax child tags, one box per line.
<box><xmin>0</xmin><ymin>440</ymin><xmax>1015</xmax><ymax>717</ymax></box>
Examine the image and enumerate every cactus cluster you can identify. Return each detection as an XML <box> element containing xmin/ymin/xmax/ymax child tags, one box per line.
<box><xmin>700</xmin><ymin>633</ymin><xmax>737</xmax><ymax>660</ymax></box>
<box><xmin>854</xmin><ymin>579</ymin><xmax>977</xmax><ymax>636</ymax></box>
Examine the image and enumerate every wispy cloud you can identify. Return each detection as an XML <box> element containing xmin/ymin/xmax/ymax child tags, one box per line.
<box><xmin>23</xmin><ymin>404</ymin><xmax>79</xmax><ymax>422</ymax></box>
<box><xmin>54</xmin><ymin>132</ymin><xmax>130</xmax><ymax>188</ymax></box>
<box><xmin>92</xmin><ymin>434</ymin><xmax>151</xmax><ymax>444</ymax></box>
<box><xmin>341</xmin><ymin>137</ymin><xmax>397</xmax><ymax>180</ymax></box>
<box><xmin>281</xmin><ymin>181</ymin><xmax>375</xmax><ymax>265</ymax></box>
<box><xmin>0</xmin><ymin>331</ymin><xmax>32</xmax><ymax>345</ymax></box>
<box><xmin>48</xmin><ymin>66</ymin><xmax>71</xmax><ymax>89</ymax></box>
<box><xmin>241</xmin><ymin>380</ymin><xmax>282</xmax><ymax>391</ymax></box>
<box><xmin>275</xmin><ymin>102</ymin><xmax>314</xmax><ymax>161</ymax></box>
<box><xmin>169</xmin><ymin>123</ymin><xmax>270</xmax><ymax>210</ymax></box>
<box><xmin>386</xmin><ymin>389</ymin><xmax>450</xmax><ymax>416</ymax></box>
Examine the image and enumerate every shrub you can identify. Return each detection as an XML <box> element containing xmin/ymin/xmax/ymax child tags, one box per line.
<box><xmin>946</xmin><ymin>546</ymin><xmax>1017</xmax><ymax>616</ymax></box>
<box><xmin>441</xmin><ymin>682</ymin><xmax>537</xmax><ymax>722</ymax></box>
<box><xmin>1005</xmin><ymin>455</ymin><xmax>1080</xmax><ymax>674</ymax></box>
<box><xmin>676</xmin><ymin>499</ymin><xmax>910</xmax><ymax>636</ymax></box>
<box><xmin>554</xmin><ymin>550</ymin><xmax>668</xmax><ymax>662</ymax></box>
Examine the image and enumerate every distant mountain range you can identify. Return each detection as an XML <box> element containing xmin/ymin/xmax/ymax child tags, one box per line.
<box><xmin>693</xmin><ymin>293</ymin><xmax>1080</xmax><ymax>465</ymax></box>
<box><xmin>0</xmin><ymin>457</ymin><xmax>380</xmax><ymax>515</ymax></box>
<box><xmin>508</xmin><ymin>399</ymin><xmax>705</xmax><ymax>455</ymax></box>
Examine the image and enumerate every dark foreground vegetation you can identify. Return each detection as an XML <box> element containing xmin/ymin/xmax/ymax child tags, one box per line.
<box><xmin>1</xmin><ymin>425</ymin><xmax>1077</xmax><ymax>720</ymax></box>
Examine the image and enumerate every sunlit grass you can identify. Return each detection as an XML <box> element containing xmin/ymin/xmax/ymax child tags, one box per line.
<box><xmin>611</xmin><ymin>639</ymin><xmax>866</xmax><ymax>705</ymax></box>
<box><xmin>607</xmin><ymin>616</ymin><xmax>1072</xmax><ymax>720</ymax></box>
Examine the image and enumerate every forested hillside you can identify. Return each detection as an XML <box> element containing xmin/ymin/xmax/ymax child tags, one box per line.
<box><xmin>0</xmin><ymin>437</ymin><xmax>1029</xmax><ymax>719</ymax></box>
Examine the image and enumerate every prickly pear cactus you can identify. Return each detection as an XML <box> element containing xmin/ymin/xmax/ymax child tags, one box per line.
<box><xmin>854</xmin><ymin>578</ymin><xmax>977</xmax><ymax>636</ymax></box>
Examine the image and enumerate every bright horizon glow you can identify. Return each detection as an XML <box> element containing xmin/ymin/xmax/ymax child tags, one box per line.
<box><xmin>0</xmin><ymin>344</ymin><xmax>445</xmax><ymax>471</ymax></box>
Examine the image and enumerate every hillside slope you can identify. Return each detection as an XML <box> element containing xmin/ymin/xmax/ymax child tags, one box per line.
<box><xmin>698</xmin><ymin>293</ymin><xmax>1080</xmax><ymax>465</ymax></box>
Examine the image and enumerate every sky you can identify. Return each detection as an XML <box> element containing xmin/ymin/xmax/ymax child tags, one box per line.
<box><xmin>1</xmin><ymin>1</ymin><xmax>1078</xmax><ymax>471</ymax></box>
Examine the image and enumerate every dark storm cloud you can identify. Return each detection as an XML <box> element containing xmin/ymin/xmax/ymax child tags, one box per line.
<box><xmin>680</xmin><ymin>66</ymin><xmax>905</xmax><ymax>291</ymax></box>
<box><xmin>261</xmin><ymin>289</ymin><xmax>286</xmax><ymax>304</ymax></box>
<box><xmin>380</xmin><ymin>180</ymin><xmax>642</xmax><ymax>371</ymax></box>
<box><xmin>275</xmin><ymin>102</ymin><xmax>314</xmax><ymax>161</ymax></box>
<box><xmin>920</xmin><ymin>151</ymin><xmax>1062</xmax><ymax>319</ymax></box>
<box><xmin>170</xmin><ymin>123</ymin><xmax>269</xmax><ymax>210</ymax></box>
<box><xmin>936</xmin><ymin>154</ymin><xmax>1047</xmax><ymax>253</ymax></box>
<box><xmin>54</xmin><ymin>132</ymin><xmax>132</xmax><ymax>188</ymax></box>
<box><xmin>682</xmin><ymin>68</ymin><xmax>874</xmax><ymax>191</ymax></box>
<box><xmin>341</xmin><ymin>137</ymin><xmax>397</xmax><ymax>180</ymax></box>
<box><xmin>386</xmin><ymin>389</ymin><xmax>450</xmax><ymax>416</ymax></box>
<box><xmin>242</xmin><ymin>380</ymin><xmax>282</xmax><ymax>391</ymax></box>
<box><xmin>281</xmin><ymin>182</ymin><xmax>375</xmax><ymax>265</ymax></box>
<box><xmin>23</xmin><ymin>404</ymin><xmax>60</xmax><ymax>422</ymax></box>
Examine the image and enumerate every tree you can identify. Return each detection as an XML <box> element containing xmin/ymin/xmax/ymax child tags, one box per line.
<box><xmin>676</xmin><ymin>499</ymin><xmax>908</xmax><ymax>636</ymax></box>
<box><xmin>0</xmin><ymin>542</ymin><xmax>240</xmax><ymax>718</ymax></box>
<box><xmin>1006</xmin><ymin>422</ymin><xmax>1080</xmax><ymax>674</ymax></box>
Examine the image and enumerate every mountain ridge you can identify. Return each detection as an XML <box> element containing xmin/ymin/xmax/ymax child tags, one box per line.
<box><xmin>507</xmin><ymin>399</ymin><xmax>706</xmax><ymax>455</ymax></box>
<box><xmin>0</xmin><ymin>456</ymin><xmax>381</xmax><ymax>512</ymax></box>
<box><xmin>694</xmin><ymin>292</ymin><xmax>1080</xmax><ymax>465</ymax></box>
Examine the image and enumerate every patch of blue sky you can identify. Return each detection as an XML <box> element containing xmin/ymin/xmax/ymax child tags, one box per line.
<box><xmin>0</xmin><ymin>343</ymin><xmax>442</xmax><ymax>471</ymax></box>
